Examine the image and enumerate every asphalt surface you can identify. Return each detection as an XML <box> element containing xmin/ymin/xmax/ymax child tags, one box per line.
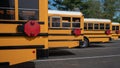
<box><xmin>11</xmin><ymin>39</ymin><xmax>120</xmax><ymax>68</ymax></box>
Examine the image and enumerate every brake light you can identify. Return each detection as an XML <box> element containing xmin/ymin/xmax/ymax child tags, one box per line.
<box><xmin>116</xmin><ymin>30</ymin><xmax>120</xmax><ymax>34</ymax></box>
<box><xmin>105</xmin><ymin>30</ymin><xmax>111</xmax><ymax>35</ymax></box>
<box><xmin>73</xmin><ymin>28</ymin><xmax>81</xmax><ymax>36</ymax></box>
<box><xmin>32</xmin><ymin>50</ymin><xmax>36</xmax><ymax>54</ymax></box>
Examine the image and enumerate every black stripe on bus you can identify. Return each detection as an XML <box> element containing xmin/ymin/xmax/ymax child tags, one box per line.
<box><xmin>0</xmin><ymin>45</ymin><xmax>44</xmax><ymax>50</ymax></box>
<box><xmin>49</xmin><ymin>28</ymin><xmax>82</xmax><ymax>30</ymax></box>
<box><xmin>49</xmin><ymin>28</ymin><xmax>71</xmax><ymax>30</ymax></box>
<box><xmin>0</xmin><ymin>33</ymin><xmax>48</xmax><ymax>36</ymax></box>
<box><xmin>0</xmin><ymin>21</ymin><xmax>44</xmax><ymax>24</ymax></box>
<box><xmin>49</xmin><ymin>40</ymin><xmax>82</xmax><ymax>41</ymax></box>
<box><xmin>49</xmin><ymin>34</ymin><xmax>84</xmax><ymax>36</ymax></box>
<box><xmin>88</xmin><ymin>37</ymin><xmax>111</xmax><ymax>38</ymax></box>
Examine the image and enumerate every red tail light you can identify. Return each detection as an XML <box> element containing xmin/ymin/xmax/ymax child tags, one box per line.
<box><xmin>105</xmin><ymin>30</ymin><xmax>111</xmax><ymax>35</ymax></box>
<box><xmin>73</xmin><ymin>28</ymin><xmax>81</xmax><ymax>36</ymax></box>
<box><xmin>32</xmin><ymin>50</ymin><xmax>36</xmax><ymax>54</ymax></box>
<box><xmin>24</xmin><ymin>20</ymin><xmax>40</xmax><ymax>37</ymax></box>
<box><xmin>116</xmin><ymin>30</ymin><xmax>120</xmax><ymax>34</ymax></box>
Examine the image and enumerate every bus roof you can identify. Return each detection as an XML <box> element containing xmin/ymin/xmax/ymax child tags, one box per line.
<box><xmin>84</xmin><ymin>18</ymin><xmax>111</xmax><ymax>23</ymax></box>
<box><xmin>112</xmin><ymin>22</ymin><xmax>120</xmax><ymax>25</ymax></box>
<box><xmin>48</xmin><ymin>10</ymin><xmax>83</xmax><ymax>16</ymax></box>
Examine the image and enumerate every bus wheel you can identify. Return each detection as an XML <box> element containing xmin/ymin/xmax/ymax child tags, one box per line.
<box><xmin>80</xmin><ymin>38</ymin><xmax>89</xmax><ymax>48</ymax></box>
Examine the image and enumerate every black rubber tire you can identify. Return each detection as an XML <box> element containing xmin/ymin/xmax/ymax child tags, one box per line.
<box><xmin>80</xmin><ymin>37</ymin><xmax>89</xmax><ymax>48</ymax></box>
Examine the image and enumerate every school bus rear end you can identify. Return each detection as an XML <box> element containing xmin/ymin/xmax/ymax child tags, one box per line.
<box><xmin>112</xmin><ymin>22</ymin><xmax>120</xmax><ymax>40</ymax></box>
<box><xmin>0</xmin><ymin>0</ymin><xmax>48</xmax><ymax>66</ymax></box>
<box><xmin>83</xmin><ymin>18</ymin><xmax>112</xmax><ymax>46</ymax></box>
<box><xmin>48</xmin><ymin>10</ymin><xmax>84</xmax><ymax>48</ymax></box>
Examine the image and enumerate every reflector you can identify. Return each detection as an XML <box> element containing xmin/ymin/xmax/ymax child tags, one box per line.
<box><xmin>73</xmin><ymin>28</ymin><xmax>81</xmax><ymax>36</ymax></box>
<box><xmin>105</xmin><ymin>30</ymin><xmax>111</xmax><ymax>35</ymax></box>
<box><xmin>24</xmin><ymin>20</ymin><xmax>40</xmax><ymax>37</ymax></box>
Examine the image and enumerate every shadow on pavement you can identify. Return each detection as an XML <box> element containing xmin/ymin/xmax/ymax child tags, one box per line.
<box><xmin>49</xmin><ymin>49</ymin><xmax>75</xmax><ymax>57</ymax></box>
<box><xmin>89</xmin><ymin>45</ymin><xmax>105</xmax><ymax>48</ymax></box>
<box><xmin>10</xmin><ymin>62</ymin><xmax>35</xmax><ymax>68</ymax></box>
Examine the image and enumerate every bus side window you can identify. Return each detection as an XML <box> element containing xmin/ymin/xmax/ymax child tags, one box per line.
<box><xmin>0</xmin><ymin>0</ymin><xmax>15</xmax><ymax>20</ymax></box>
<box><xmin>72</xmin><ymin>18</ymin><xmax>80</xmax><ymax>28</ymax></box>
<box><xmin>84</xmin><ymin>23</ymin><xmax>87</xmax><ymax>30</ymax></box>
<box><xmin>88</xmin><ymin>23</ymin><xmax>93</xmax><ymax>30</ymax></box>
<box><xmin>112</xmin><ymin>26</ymin><xmax>115</xmax><ymax>30</ymax></box>
<box><xmin>116</xmin><ymin>26</ymin><xmax>119</xmax><ymax>30</ymax></box>
<box><xmin>100</xmin><ymin>24</ymin><xmax>104</xmax><ymax>30</ymax></box>
<box><xmin>62</xmin><ymin>17</ymin><xmax>71</xmax><ymax>28</ymax></box>
<box><xmin>94</xmin><ymin>24</ymin><xmax>99</xmax><ymax>30</ymax></box>
<box><xmin>106</xmin><ymin>24</ymin><xmax>110</xmax><ymax>30</ymax></box>
<box><xmin>52</xmin><ymin>16</ymin><xmax>60</xmax><ymax>27</ymax></box>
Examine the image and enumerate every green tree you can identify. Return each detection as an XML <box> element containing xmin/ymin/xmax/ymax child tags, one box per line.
<box><xmin>113</xmin><ymin>17</ymin><xmax>120</xmax><ymax>23</ymax></box>
<box><xmin>52</xmin><ymin>0</ymin><xmax>120</xmax><ymax>22</ymax></box>
<box><xmin>52</xmin><ymin>0</ymin><xmax>83</xmax><ymax>11</ymax></box>
<box><xmin>52</xmin><ymin>0</ymin><xmax>102</xmax><ymax>18</ymax></box>
<box><xmin>102</xmin><ymin>0</ymin><xmax>116</xmax><ymax>20</ymax></box>
<box><xmin>81</xmin><ymin>0</ymin><xmax>102</xmax><ymax>18</ymax></box>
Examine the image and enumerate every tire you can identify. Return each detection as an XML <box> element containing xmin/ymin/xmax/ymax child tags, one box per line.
<box><xmin>80</xmin><ymin>37</ymin><xmax>89</xmax><ymax>48</ymax></box>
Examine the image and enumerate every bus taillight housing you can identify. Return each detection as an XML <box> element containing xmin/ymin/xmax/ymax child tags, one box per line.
<box><xmin>73</xmin><ymin>28</ymin><xmax>81</xmax><ymax>36</ymax></box>
<box><xmin>105</xmin><ymin>30</ymin><xmax>111</xmax><ymax>35</ymax></box>
<box><xmin>116</xmin><ymin>30</ymin><xmax>120</xmax><ymax>34</ymax></box>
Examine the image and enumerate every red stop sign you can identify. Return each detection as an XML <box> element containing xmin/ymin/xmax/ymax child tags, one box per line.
<box><xmin>24</xmin><ymin>20</ymin><xmax>40</xmax><ymax>37</ymax></box>
<box><xmin>73</xmin><ymin>28</ymin><xmax>81</xmax><ymax>36</ymax></box>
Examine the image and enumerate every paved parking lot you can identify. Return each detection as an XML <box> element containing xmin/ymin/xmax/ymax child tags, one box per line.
<box><xmin>11</xmin><ymin>40</ymin><xmax>120</xmax><ymax>68</ymax></box>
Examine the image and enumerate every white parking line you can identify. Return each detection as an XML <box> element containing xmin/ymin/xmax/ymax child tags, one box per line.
<box><xmin>34</xmin><ymin>54</ymin><xmax>120</xmax><ymax>62</ymax></box>
<box><xmin>118</xmin><ymin>39</ymin><xmax>120</xmax><ymax>40</ymax></box>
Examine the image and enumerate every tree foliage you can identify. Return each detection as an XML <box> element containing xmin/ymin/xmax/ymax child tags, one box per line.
<box><xmin>81</xmin><ymin>0</ymin><xmax>102</xmax><ymax>18</ymax></box>
<box><xmin>52</xmin><ymin>0</ymin><xmax>83</xmax><ymax>11</ymax></box>
<box><xmin>51</xmin><ymin>0</ymin><xmax>120</xmax><ymax>22</ymax></box>
<box><xmin>102</xmin><ymin>0</ymin><xmax>116</xmax><ymax>20</ymax></box>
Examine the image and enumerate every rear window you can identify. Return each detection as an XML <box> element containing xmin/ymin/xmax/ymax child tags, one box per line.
<box><xmin>62</xmin><ymin>17</ymin><xmax>71</xmax><ymax>28</ymax></box>
<box><xmin>94</xmin><ymin>24</ymin><xmax>99</xmax><ymax>30</ymax></box>
<box><xmin>112</xmin><ymin>26</ymin><xmax>115</xmax><ymax>30</ymax></box>
<box><xmin>116</xmin><ymin>26</ymin><xmax>119</xmax><ymax>30</ymax></box>
<box><xmin>72</xmin><ymin>18</ymin><xmax>80</xmax><ymax>28</ymax></box>
<box><xmin>100</xmin><ymin>24</ymin><xmax>104</xmax><ymax>30</ymax></box>
<box><xmin>18</xmin><ymin>0</ymin><xmax>39</xmax><ymax>20</ymax></box>
<box><xmin>52</xmin><ymin>16</ymin><xmax>60</xmax><ymax>27</ymax></box>
<box><xmin>0</xmin><ymin>0</ymin><xmax>15</xmax><ymax>20</ymax></box>
<box><xmin>106</xmin><ymin>24</ymin><xmax>110</xmax><ymax>30</ymax></box>
<box><xmin>88</xmin><ymin>23</ymin><xmax>93</xmax><ymax>30</ymax></box>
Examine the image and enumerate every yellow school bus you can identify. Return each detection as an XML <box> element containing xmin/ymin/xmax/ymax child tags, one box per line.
<box><xmin>48</xmin><ymin>10</ymin><xmax>84</xmax><ymax>48</ymax></box>
<box><xmin>0</xmin><ymin>0</ymin><xmax>48</xmax><ymax>66</ymax></box>
<box><xmin>112</xmin><ymin>22</ymin><xmax>120</xmax><ymax>40</ymax></box>
<box><xmin>83</xmin><ymin>18</ymin><xmax>112</xmax><ymax>47</ymax></box>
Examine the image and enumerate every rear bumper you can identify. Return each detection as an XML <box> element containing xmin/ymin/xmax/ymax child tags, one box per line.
<box><xmin>0</xmin><ymin>45</ymin><xmax>44</xmax><ymax>50</ymax></box>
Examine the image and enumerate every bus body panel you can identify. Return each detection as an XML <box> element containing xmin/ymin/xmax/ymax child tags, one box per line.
<box><xmin>84</xmin><ymin>18</ymin><xmax>112</xmax><ymax>43</ymax></box>
<box><xmin>48</xmin><ymin>10</ymin><xmax>84</xmax><ymax>48</ymax></box>
<box><xmin>0</xmin><ymin>0</ymin><xmax>48</xmax><ymax>65</ymax></box>
<box><xmin>48</xmin><ymin>41</ymin><xmax>79</xmax><ymax>48</ymax></box>
<box><xmin>111</xmin><ymin>23</ymin><xmax>120</xmax><ymax>40</ymax></box>
<box><xmin>0</xmin><ymin>49</ymin><xmax>36</xmax><ymax>65</ymax></box>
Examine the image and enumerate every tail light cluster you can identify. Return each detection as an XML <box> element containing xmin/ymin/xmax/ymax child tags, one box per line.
<box><xmin>105</xmin><ymin>30</ymin><xmax>111</xmax><ymax>35</ymax></box>
<box><xmin>24</xmin><ymin>20</ymin><xmax>40</xmax><ymax>37</ymax></box>
<box><xmin>73</xmin><ymin>28</ymin><xmax>81</xmax><ymax>36</ymax></box>
<box><xmin>116</xmin><ymin>30</ymin><xmax>120</xmax><ymax>34</ymax></box>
